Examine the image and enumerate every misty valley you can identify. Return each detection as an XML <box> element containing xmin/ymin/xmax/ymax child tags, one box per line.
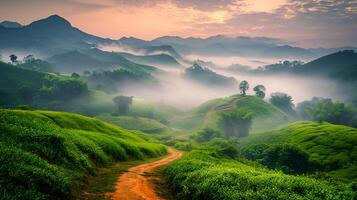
<box><xmin>0</xmin><ymin>13</ymin><xmax>357</xmax><ymax>200</ymax></box>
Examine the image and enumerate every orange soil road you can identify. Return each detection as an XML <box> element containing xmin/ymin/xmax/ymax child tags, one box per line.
<box><xmin>111</xmin><ymin>148</ymin><xmax>182</xmax><ymax>200</ymax></box>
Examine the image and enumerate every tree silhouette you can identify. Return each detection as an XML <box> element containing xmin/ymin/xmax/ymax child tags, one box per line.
<box><xmin>253</xmin><ymin>85</ymin><xmax>266</xmax><ymax>99</ymax></box>
<box><xmin>239</xmin><ymin>80</ymin><xmax>249</xmax><ymax>96</ymax></box>
<box><xmin>9</xmin><ymin>54</ymin><xmax>18</xmax><ymax>64</ymax></box>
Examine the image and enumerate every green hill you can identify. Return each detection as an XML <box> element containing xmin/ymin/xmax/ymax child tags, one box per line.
<box><xmin>171</xmin><ymin>95</ymin><xmax>295</xmax><ymax>134</ymax></box>
<box><xmin>183</xmin><ymin>63</ymin><xmax>237</xmax><ymax>88</ymax></box>
<box><xmin>0</xmin><ymin>61</ymin><xmax>88</xmax><ymax>107</ymax></box>
<box><xmin>295</xmin><ymin>50</ymin><xmax>357</xmax><ymax>81</ymax></box>
<box><xmin>97</xmin><ymin>114</ymin><xmax>167</xmax><ymax>134</ymax></box>
<box><xmin>240</xmin><ymin>121</ymin><xmax>357</xmax><ymax>181</ymax></box>
<box><xmin>0</xmin><ymin>109</ymin><xmax>166</xmax><ymax>199</ymax></box>
<box><xmin>164</xmin><ymin>150</ymin><xmax>355</xmax><ymax>200</ymax></box>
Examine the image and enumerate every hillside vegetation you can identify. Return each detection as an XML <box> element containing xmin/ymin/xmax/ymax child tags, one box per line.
<box><xmin>240</xmin><ymin>121</ymin><xmax>357</xmax><ymax>181</ymax></box>
<box><xmin>97</xmin><ymin>114</ymin><xmax>167</xmax><ymax>134</ymax></box>
<box><xmin>0</xmin><ymin>109</ymin><xmax>166</xmax><ymax>200</ymax></box>
<box><xmin>171</xmin><ymin>95</ymin><xmax>295</xmax><ymax>134</ymax></box>
<box><xmin>164</xmin><ymin>150</ymin><xmax>355</xmax><ymax>200</ymax></box>
<box><xmin>0</xmin><ymin>61</ymin><xmax>87</xmax><ymax>107</ymax></box>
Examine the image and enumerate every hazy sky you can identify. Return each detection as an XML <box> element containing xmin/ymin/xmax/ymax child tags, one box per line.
<box><xmin>0</xmin><ymin>0</ymin><xmax>356</xmax><ymax>48</ymax></box>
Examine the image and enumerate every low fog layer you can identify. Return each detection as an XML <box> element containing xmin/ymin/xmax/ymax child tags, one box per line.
<box><xmin>117</xmin><ymin>63</ymin><xmax>341</xmax><ymax>109</ymax></box>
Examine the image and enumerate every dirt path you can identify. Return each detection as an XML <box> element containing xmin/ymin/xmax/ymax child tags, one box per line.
<box><xmin>110</xmin><ymin>148</ymin><xmax>182</xmax><ymax>200</ymax></box>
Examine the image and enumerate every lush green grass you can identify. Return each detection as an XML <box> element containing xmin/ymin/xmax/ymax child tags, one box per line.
<box><xmin>240</xmin><ymin>121</ymin><xmax>357</xmax><ymax>181</ymax></box>
<box><xmin>171</xmin><ymin>95</ymin><xmax>295</xmax><ymax>134</ymax></box>
<box><xmin>97</xmin><ymin>114</ymin><xmax>167</xmax><ymax>133</ymax></box>
<box><xmin>0</xmin><ymin>109</ymin><xmax>166</xmax><ymax>200</ymax></box>
<box><xmin>164</xmin><ymin>150</ymin><xmax>355</xmax><ymax>200</ymax></box>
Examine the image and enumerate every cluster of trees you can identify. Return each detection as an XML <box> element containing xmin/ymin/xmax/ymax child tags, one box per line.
<box><xmin>257</xmin><ymin>60</ymin><xmax>304</xmax><ymax>72</ymax></box>
<box><xmin>239</xmin><ymin>80</ymin><xmax>266</xmax><ymax>99</ymax></box>
<box><xmin>218</xmin><ymin>109</ymin><xmax>254</xmax><ymax>137</ymax></box>
<box><xmin>39</xmin><ymin>75</ymin><xmax>88</xmax><ymax>101</ymax></box>
<box><xmin>270</xmin><ymin>92</ymin><xmax>295</xmax><ymax>115</ymax></box>
<box><xmin>7</xmin><ymin>54</ymin><xmax>54</xmax><ymax>72</ymax></box>
<box><xmin>241</xmin><ymin>144</ymin><xmax>319</xmax><ymax>174</ymax></box>
<box><xmin>87</xmin><ymin>69</ymin><xmax>148</xmax><ymax>93</ymax></box>
<box><xmin>297</xmin><ymin>97</ymin><xmax>357</xmax><ymax>127</ymax></box>
<box><xmin>112</xmin><ymin>95</ymin><xmax>133</xmax><ymax>115</ymax></box>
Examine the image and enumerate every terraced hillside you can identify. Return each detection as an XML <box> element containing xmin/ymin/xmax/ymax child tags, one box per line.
<box><xmin>0</xmin><ymin>109</ymin><xmax>166</xmax><ymax>200</ymax></box>
<box><xmin>240</xmin><ymin>121</ymin><xmax>357</xmax><ymax>181</ymax></box>
<box><xmin>171</xmin><ymin>95</ymin><xmax>296</xmax><ymax>134</ymax></box>
<box><xmin>164</xmin><ymin>150</ymin><xmax>355</xmax><ymax>200</ymax></box>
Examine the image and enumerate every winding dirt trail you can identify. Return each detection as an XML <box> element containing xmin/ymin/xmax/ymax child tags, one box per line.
<box><xmin>110</xmin><ymin>148</ymin><xmax>182</xmax><ymax>200</ymax></box>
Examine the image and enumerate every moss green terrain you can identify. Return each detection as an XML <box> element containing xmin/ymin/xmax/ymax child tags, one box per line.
<box><xmin>164</xmin><ymin>150</ymin><xmax>355</xmax><ymax>200</ymax></box>
<box><xmin>171</xmin><ymin>95</ymin><xmax>295</xmax><ymax>134</ymax></box>
<box><xmin>240</xmin><ymin>121</ymin><xmax>357</xmax><ymax>181</ymax></box>
<box><xmin>0</xmin><ymin>109</ymin><xmax>166</xmax><ymax>200</ymax></box>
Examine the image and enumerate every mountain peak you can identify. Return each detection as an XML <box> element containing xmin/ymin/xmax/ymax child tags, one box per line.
<box><xmin>28</xmin><ymin>14</ymin><xmax>71</xmax><ymax>28</ymax></box>
<box><xmin>0</xmin><ymin>21</ymin><xmax>22</xmax><ymax>28</ymax></box>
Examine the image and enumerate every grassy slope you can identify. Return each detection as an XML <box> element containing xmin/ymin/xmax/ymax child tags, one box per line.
<box><xmin>0</xmin><ymin>109</ymin><xmax>166</xmax><ymax>200</ymax></box>
<box><xmin>0</xmin><ymin>61</ymin><xmax>45</xmax><ymax>94</ymax></box>
<box><xmin>97</xmin><ymin>114</ymin><xmax>167</xmax><ymax>134</ymax></box>
<box><xmin>240</xmin><ymin>121</ymin><xmax>357</xmax><ymax>181</ymax></box>
<box><xmin>171</xmin><ymin>95</ymin><xmax>295</xmax><ymax>134</ymax></box>
<box><xmin>164</xmin><ymin>151</ymin><xmax>355</xmax><ymax>200</ymax></box>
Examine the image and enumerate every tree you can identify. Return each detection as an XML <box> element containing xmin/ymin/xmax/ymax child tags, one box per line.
<box><xmin>298</xmin><ymin>98</ymin><xmax>357</xmax><ymax>127</ymax></box>
<box><xmin>71</xmin><ymin>72</ymin><xmax>80</xmax><ymax>78</ymax></box>
<box><xmin>112</xmin><ymin>95</ymin><xmax>133</xmax><ymax>115</ymax></box>
<box><xmin>218</xmin><ymin>109</ymin><xmax>253</xmax><ymax>137</ymax></box>
<box><xmin>270</xmin><ymin>92</ymin><xmax>295</xmax><ymax>114</ymax></box>
<box><xmin>195</xmin><ymin>128</ymin><xmax>222</xmax><ymax>142</ymax></box>
<box><xmin>253</xmin><ymin>85</ymin><xmax>266</xmax><ymax>99</ymax></box>
<box><xmin>9</xmin><ymin>54</ymin><xmax>18</xmax><ymax>64</ymax></box>
<box><xmin>23</xmin><ymin>55</ymin><xmax>35</xmax><ymax>63</ymax></box>
<box><xmin>239</xmin><ymin>80</ymin><xmax>249</xmax><ymax>96</ymax></box>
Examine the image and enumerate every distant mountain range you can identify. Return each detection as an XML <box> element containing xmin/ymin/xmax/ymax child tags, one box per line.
<box><xmin>0</xmin><ymin>21</ymin><xmax>22</xmax><ymax>28</ymax></box>
<box><xmin>1</xmin><ymin>15</ymin><xmax>356</xmax><ymax>63</ymax></box>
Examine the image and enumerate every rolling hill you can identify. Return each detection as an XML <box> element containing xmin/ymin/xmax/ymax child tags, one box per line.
<box><xmin>0</xmin><ymin>61</ymin><xmax>88</xmax><ymax>107</ymax></box>
<box><xmin>164</xmin><ymin>150</ymin><xmax>355</xmax><ymax>200</ymax></box>
<box><xmin>240</xmin><ymin>121</ymin><xmax>357</xmax><ymax>181</ymax></box>
<box><xmin>48</xmin><ymin>48</ymin><xmax>157</xmax><ymax>74</ymax></box>
<box><xmin>183</xmin><ymin>63</ymin><xmax>237</xmax><ymax>88</ymax></box>
<box><xmin>118</xmin><ymin>52</ymin><xmax>182</xmax><ymax>68</ymax></box>
<box><xmin>0</xmin><ymin>109</ymin><xmax>166</xmax><ymax>199</ymax></box>
<box><xmin>294</xmin><ymin>50</ymin><xmax>357</xmax><ymax>81</ymax></box>
<box><xmin>171</xmin><ymin>95</ymin><xmax>296</xmax><ymax>134</ymax></box>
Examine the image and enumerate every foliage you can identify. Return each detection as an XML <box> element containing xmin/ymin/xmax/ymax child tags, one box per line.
<box><xmin>194</xmin><ymin>128</ymin><xmax>222</xmax><ymax>142</ymax></box>
<box><xmin>253</xmin><ymin>84</ymin><xmax>266</xmax><ymax>99</ymax></box>
<box><xmin>87</xmin><ymin>68</ymin><xmax>155</xmax><ymax>93</ymax></box>
<box><xmin>270</xmin><ymin>92</ymin><xmax>295</xmax><ymax>114</ymax></box>
<box><xmin>164</xmin><ymin>150</ymin><xmax>355</xmax><ymax>200</ymax></box>
<box><xmin>97</xmin><ymin>114</ymin><xmax>167</xmax><ymax>134</ymax></box>
<box><xmin>239</xmin><ymin>80</ymin><xmax>249</xmax><ymax>96</ymax></box>
<box><xmin>112</xmin><ymin>95</ymin><xmax>133</xmax><ymax>115</ymax></box>
<box><xmin>239</xmin><ymin>121</ymin><xmax>357</xmax><ymax>181</ymax></box>
<box><xmin>39</xmin><ymin>75</ymin><xmax>88</xmax><ymax>100</ymax></box>
<box><xmin>0</xmin><ymin>109</ymin><xmax>166</xmax><ymax>199</ymax></box>
<box><xmin>218</xmin><ymin>108</ymin><xmax>254</xmax><ymax>137</ymax></box>
<box><xmin>19</xmin><ymin>56</ymin><xmax>54</xmax><ymax>72</ymax></box>
<box><xmin>297</xmin><ymin>97</ymin><xmax>357</xmax><ymax>127</ymax></box>
<box><xmin>261</xmin><ymin>144</ymin><xmax>319</xmax><ymax>174</ymax></box>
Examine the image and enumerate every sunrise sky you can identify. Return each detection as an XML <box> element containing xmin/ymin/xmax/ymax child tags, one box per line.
<box><xmin>0</xmin><ymin>0</ymin><xmax>356</xmax><ymax>48</ymax></box>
